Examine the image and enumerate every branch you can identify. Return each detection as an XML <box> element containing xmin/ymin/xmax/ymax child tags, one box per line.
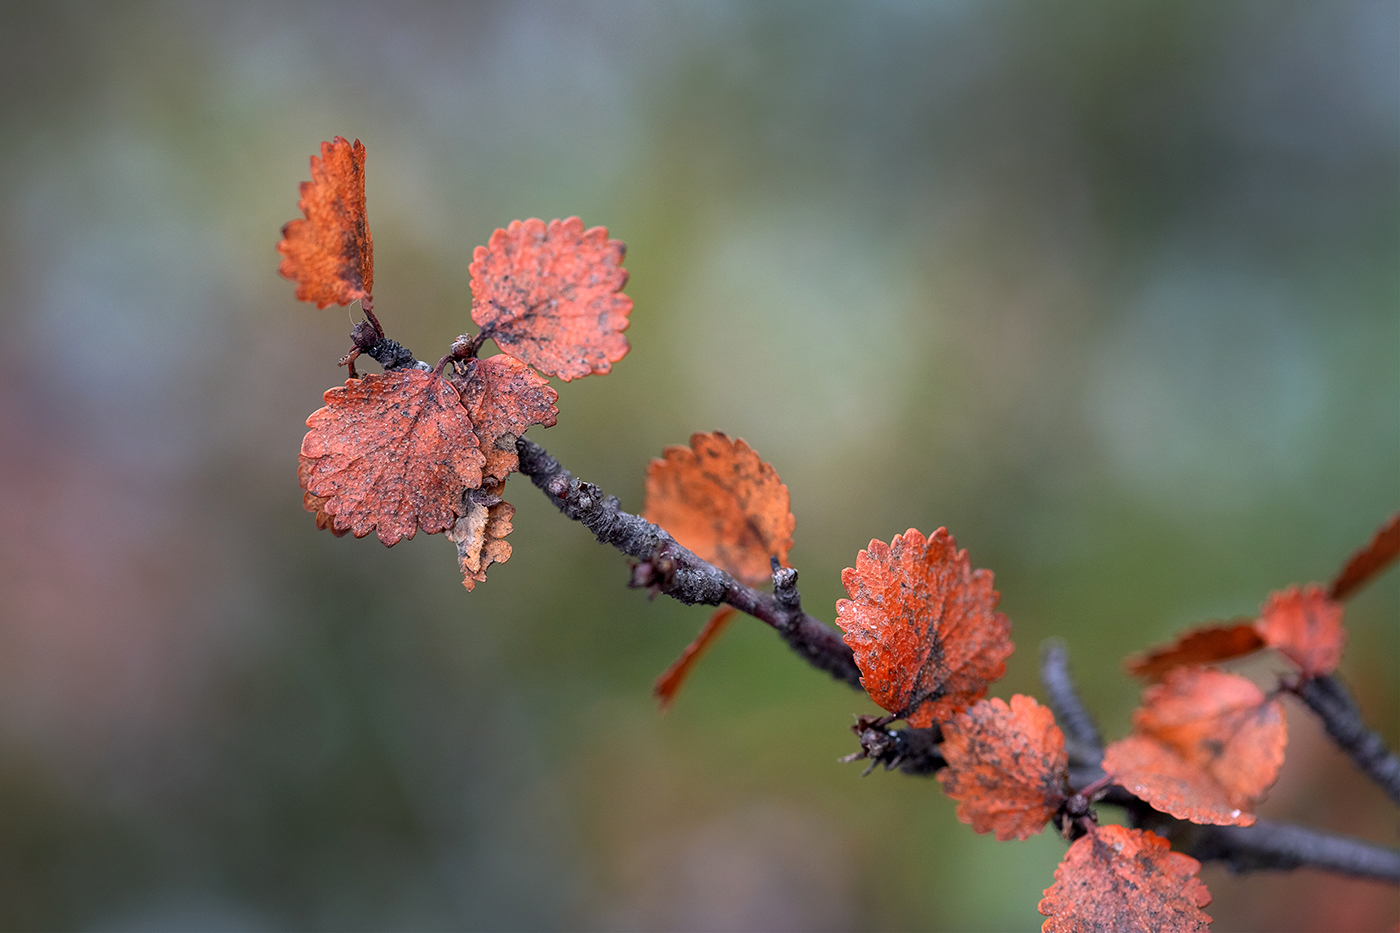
<box><xmin>515</xmin><ymin>437</ymin><xmax>862</xmax><ymax>688</ymax></box>
<box><xmin>1040</xmin><ymin>639</ymin><xmax>1104</xmax><ymax>763</ymax></box>
<box><xmin>1290</xmin><ymin>674</ymin><xmax>1400</xmax><ymax>805</ymax></box>
<box><xmin>1185</xmin><ymin>819</ymin><xmax>1400</xmax><ymax>884</ymax></box>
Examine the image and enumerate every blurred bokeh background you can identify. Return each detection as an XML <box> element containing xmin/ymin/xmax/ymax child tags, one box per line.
<box><xmin>0</xmin><ymin>2</ymin><xmax>1396</xmax><ymax>930</ymax></box>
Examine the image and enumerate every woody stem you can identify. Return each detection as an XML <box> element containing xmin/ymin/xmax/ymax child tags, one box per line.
<box><xmin>1288</xmin><ymin>674</ymin><xmax>1400</xmax><ymax>805</ymax></box>
<box><xmin>515</xmin><ymin>436</ymin><xmax>862</xmax><ymax>688</ymax></box>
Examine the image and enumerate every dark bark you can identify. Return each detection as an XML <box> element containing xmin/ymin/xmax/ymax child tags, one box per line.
<box><xmin>515</xmin><ymin>437</ymin><xmax>862</xmax><ymax>688</ymax></box>
<box><xmin>1040</xmin><ymin>639</ymin><xmax>1104</xmax><ymax>764</ymax></box>
<box><xmin>1291</xmin><ymin>674</ymin><xmax>1400</xmax><ymax>805</ymax></box>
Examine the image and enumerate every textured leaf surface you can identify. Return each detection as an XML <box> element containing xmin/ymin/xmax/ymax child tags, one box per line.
<box><xmin>1102</xmin><ymin>735</ymin><xmax>1253</xmax><ymax>825</ymax></box>
<box><xmin>836</xmin><ymin>528</ymin><xmax>1013</xmax><ymax>728</ymax></box>
<box><xmin>298</xmin><ymin>456</ymin><xmax>347</xmax><ymax>537</ymax></box>
<box><xmin>1039</xmin><ymin>825</ymin><xmax>1212</xmax><ymax>933</ymax></box>
<box><xmin>1330</xmin><ymin>510</ymin><xmax>1400</xmax><ymax>600</ymax></box>
<box><xmin>1104</xmin><ymin>666</ymin><xmax>1286</xmax><ymax>825</ymax></box>
<box><xmin>470</xmin><ymin>217</ymin><xmax>631</xmax><ymax>380</ymax></box>
<box><xmin>452</xmin><ymin>354</ymin><xmax>559</xmax><ymax>483</ymax></box>
<box><xmin>1126</xmin><ymin>622</ymin><xmax>1264</xmax><ymax>681</ymax></box>
<box><xmin>936</xmin><ymin>695</ymin><xmax>1069</xmax><ymax>840</ymax></box>
<box><xmin>653</xmin><ymin>606</ymin><xmax>738</xmax><ymax>712</ymax></box>
<box><xmin>643</xmin><ymin>432</ymin><xmax>794</xmax><ymax>586</ymax></box>
<box><xmin>278</xmin><ymin>137</ymin><xmax>374</xmax><ymax>308</ymax></box>
<box><xmin>300</xmin><ymin>371</ymin><xmax>484</xmax><ymax>546</ymax></box>
<box><xmin>446</xmin><ymin>482</ymin><xmax>514</xmax><ymax>591</ymax></box>
<box><xmin>1254</xmin><ymin>584</ymin><xmax>1346</xmax><ymax>678</ymax></box>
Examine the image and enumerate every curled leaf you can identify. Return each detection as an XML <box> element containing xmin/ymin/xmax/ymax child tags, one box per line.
<box><xmin>1104</xmin><ymin>666</ymin><xmax>1286</xmax><ymax>825</ymax></box>
<box><xmin>1254</xmin><ymin>584</ymin><xmax>1346</xmax><ymax>678</ymax></box>
<box><xmin>653</xmin><ymin>606</ymin><xmax>738</xmax><ymax>712</ymax></box>
<box><xmin>1038</xmin><ymin>825</ymin><xmax>1212</xmax><ymax>933</ymax></box>
<box><xmin>278</xmin><ymin>137</ymin><xmax>374</xmax><ymax>308</ymax></box>
<box><xmin>1125</xmin><ymin>622</ymin><xmax>1263</xmax><ymax>681</ymax></box>
<box><xmin>1330</xmin><ymin>510</ymin><xmax>1400</xmax><ymax>600</ymax></box>
<box><xmin>470</xmin><ymin>217</ymin><xmax>632</xmax><ymax>380</ymax></box>
<box><xmin>836</xmin><ymin>528</ymin><xmax>1013</xmax><ymax>728</ymax></box>
<box><xmin>936</xmin><ymin>695</ymin><xmax>1069</xmax><ymax>841</ymax></box>
<box><xmin>298</xmin><ymin>455</ymin><xmax>347</xmax><ymax>537</ymax></box>
<box><xmin>452</xmin><ymin>354</ymin><xmax>559</xmax><ymax>483</ymax></box>
<box><xmin>300</xmin><ymin>370</ymin><xmax>484</xmax><ymax>546</ymax></box>
<box><xmin>643</xmin><ymin>432</ymin><xmax>795</xmax><ymax>586</ymax></box>
<box><xmin>446</xmin><ymin>482</ymin><xmax>514</xmax><ymax>591</ymax></box>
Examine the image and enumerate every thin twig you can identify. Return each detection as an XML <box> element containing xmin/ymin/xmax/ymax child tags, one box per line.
<box><xmin>1290</xmin><ymin>674</ymin><xmax>1400</xmax><ymax>805</ymax></box>
<box><xmin>1187</xmin><ymin>819</ymin><xmax>1400</xmax><ymax>883</ymax></box>
<box><xmin>1040</xmin><ymin>639</ymin><xmax>1104</xmax><ymax>764</ymax></box>
<box><xmin>515</xmin><ymin>437</ymin><xmax>862</xmax><ymax>687</ymax></box>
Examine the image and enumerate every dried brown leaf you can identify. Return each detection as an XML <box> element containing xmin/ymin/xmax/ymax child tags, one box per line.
<box><xmin>1255</xmin><ymin>584</ymin><xmax>1346</xmax><ymax>678</ymax></box>
<box><xmin>936</xmin><ymin>694</ymin><xmax>1069</xmax><ymax>841</ymax></box>
<box><xmin>1039</xmin><ymin>825</ymin><xmax>1212</xmax><ymax>932</ymax></box>
<box><xmin>300</xmin><ymin>370</ymin><xmax>484</xmax><ymax>546</ymax></box>
<box><xmin>470</xmin><ymin>217</ymin><xmax>631</xmax><ymax>380</ymax></box>
<box><xmin>452</xmin><ymin>354</ymin><xmax>559</xmax><ymax>483</ymax></box>
<box><xmin>1330</xmin><ymin>510</ymin><xmax>1400</xmax><ymax>600</ymax></box>
<box><xmin>278</xmin><ymin>137</ymin><xmax>374</xmax><ymax>308</ymax></box>
<box><xmin>1125</xmin><ymin>622</ymin><xmax>1264</xmax><ymax>682</ymax></box>
<box><xmin>643</xmin><ymin>432</ymin><xmax>794</xmax><ymax>586</ymax></box>
<box><xmin>653</xmin><ymin>606</ymin><xmax>739</xmax><ymax>712</ymax></box>
<box><xmin>446</xmin><ymin>482</ymin><xmax>515</xmax><ymax>591</ymax></box>
<box><xmin>836</xmin><ymin>528</ymin><xmax>1013</xmax><ymax>728</ymax></box>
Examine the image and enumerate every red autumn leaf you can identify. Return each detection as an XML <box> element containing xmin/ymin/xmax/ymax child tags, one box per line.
<box><xmin>470</xmin><ymin>217</ymin><xmax>632</xmax><ymax>381</ymax></box>
<box><xmin>278</xmin><ymin>137</ymin><xmax>375</xmax><ymax>309</ymax></box>
<box><xmin>1330</xmin><ymin>510</ymin><xmax>1400</xmax><ymax>600</ymax></box>
<box><xmin>1102</xmin><ymin>735</ymin><xmax>1253</xmax><ymax>826</ymax></box>
<box><xmin>653</xmin><ymin>606</ymin><xmax>738</xmax><ymax>712</ymax></box>
<box><xmin>1038</xmin><ymin>825</ymin><xmax>1212</xmax><ymax>933</ymax></box>
<box><xmin>446</xmin><ymin>482</ymin><xmax>514</xmax><ymax>591</ymax></box>
<box><xmin>643</xmin><ymin>432</ymin><xmax>795</xmax><ymax>586</ymax></box>
<box><xmin>300</xmin><ymin>370</ymin><xmax>484</xmax><ymax>546</ymax></box>
<box><xmin>451</xmin><ymin>354</ymin><xmax>559</xmax><ymax>484</ymax></box>
<box><xmin>1125</xmin><ymin>621</ymin><xmax>1264</xmax><ymax>681</ymax></box>
<box><xmin>836</xmin><ymin>528</ymin><xmax>1014</xmax><ymax>728</ymax></box>
<box><xmin>935</xmin><ymin>694</ymin><xmax>1070</xmax><ymax>841</ymax></box>
<box><xmin>1254</xmin><ymin>584</ymin><xmax>1346</xmax><ymax>678</ymax></box>
<box><xmin>298</xmin><ymin>455</ymin><xmax>347</xmax><ymax>537</ymax></box>
<box><xmin>1104</xmin><ymin>666</ymin><xmax>1286</xmax><ymax>825</ymax></box>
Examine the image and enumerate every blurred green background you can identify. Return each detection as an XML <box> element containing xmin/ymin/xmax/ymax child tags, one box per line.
<box><xmin>0</xmin><ymin>2</ymin><xmax>1396</xmax><ymax>930</ymax></box>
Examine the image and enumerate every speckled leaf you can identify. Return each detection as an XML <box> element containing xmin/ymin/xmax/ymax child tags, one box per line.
<box><xmin>278</xmin><ymin>137</ymin><xmax>374</xmax><ymax>308</ymax></box>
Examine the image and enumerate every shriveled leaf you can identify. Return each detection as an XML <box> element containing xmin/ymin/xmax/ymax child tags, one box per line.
<box><xmin>653</xmin><ymin>606</ymin><xmax>738</xmax><ymax>712</ymax></box>
<box><xmin>1330</xmin><ymin>510</ymin><xmax>1400</xmax><ymax>600</ymax></box>
<box><xmin>1039</xmin><ymin>825</ymin><xmax>1212</xmax><ymax>933</ymax></box>
<box><xmin>300</xmin><ymin>370</ymin><xmax>484</xmax><ymax>546</ymax></box>
<box><xmin>643</xmin><ymin>432</ymin><xmax>795</xmax><ymax>586</ymax></box>
<box><xmin>1103</xmin><ymin>735</ymin><xmax>1254</xmax><ymax>826</ymax></box>
<box><xmin>836</xmin><ymin>528</ymin><xmax>1013</xmax><ymax>728</ymax></box>
<box><xmin>936</xmin><ymin>694</ymin><xmax>1069</xmax><ymax>841</ymax></box>
<box><xmin>446</xmin><ymin>482</ymin><xmax>514</xmax><ymax>591</ymax></box>
<box><xmin>278</xmin><ymin>137</ymin><xmax>374</xmax><ymax>308</ymax></box>
<box><xmin>470</xmin><ymin>217</ymin><xmax>632</xmax><ymax>380</ymax></box>
<box><xmin>1125</xmin><ymin>622</ymin><xmax>1263</xmax><ymax>681</ymax></box>
<box><xmin>298</xmin><ymin>455</ymin><xmax>347</xmax><ymax>537</ymax></box>
<box><xmin>452</xmin><ymin>354</ymin><xmax>559</xmax><ymax>483</ymax></box>
<box><xmin>1254</xmin><ymin>584</ymin><xmax>1346</xmax><ymax>678</ymax></box>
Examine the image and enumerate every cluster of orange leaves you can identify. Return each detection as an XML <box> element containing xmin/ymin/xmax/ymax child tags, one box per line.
<box><xmin>281</xmin><ymin>138</ymin><xmax>631</xmax><ymax>588</ymax></box>
<box><xmin>827</xmin><ymin>509</ymin><xmax>1397</xmax><ymax>930</ymax></box>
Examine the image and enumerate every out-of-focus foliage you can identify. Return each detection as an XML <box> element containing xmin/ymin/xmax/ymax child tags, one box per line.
<box><xmin>0</xmin><ymin>2</ymin><xmax>1394</xmax><ymax>929</ymax></box>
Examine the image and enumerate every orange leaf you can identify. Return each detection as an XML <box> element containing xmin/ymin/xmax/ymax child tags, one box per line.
<box><xmin>1254</xmin><ymin>584</ymin><xmax>1346</xmax><ymax>678</ymax></box>
<box><xmin>1330</xmin><ymin>510</ymin><xmax>1400</xmax><ymax>600</ymax></box>
<box><xmin>936</xmin><ymin>695</ymin><xmax>1069</xmax><ymax>841</ymax></box>
<box><xmin>278</xmin><ymin>137</ymin><xmax>374</xmax><ymax>308</ymax></box>
<box><xmin>1104</xmin><ymin>667</ymin><xmax>1286</xmax><ymax>825</ymax></box>
<box><xmin>298</xmin><ymin>455</ymin><xmax>347</xmax><ymax>537</ymax></box>
<box><xmin>643</xmin><ymin>432</ymin><xmax>795</xmax><ymax>586</ymax></box>
<box><xmin>1102</xmin><ymin>735</ymin><xmax>1254</xmax><ymax>826</ymax></box>
<box><xmin>1125</xmin><ymin>622</ymin><xmax>1264</xmax><ymax>681</ymax></box>
<box><xmin>653</xmin><ymin>606</ymin><xmax>739</xmax><ymax>712</ymax></box>
<box><xmin>836</xmin><ymin>528</ymin><xmax>1013</xmax><ymax>728</ymax></box>
<box><xmin>1038</xmin><ymin>825</ymin><xmax>1212</xmax><ymax>933</ymax></box>
<box><xmin>446</xmin><ymin>482</ymin><xmax>514</xmax><ymax>591</ymax></box>
<box><xmin>300</xmin><ymin>370</ymin><xmax>484</xmax><ymax>546</ymax></box>
<box><xmin>452</xmin><ymin>354</ymin><xmax>559</xmax><ymax>484</ymax></box>
<box><xmin>469</xmin><ymin>217</ymin><xmax>631</xmax><ymax>381</ymax></box>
